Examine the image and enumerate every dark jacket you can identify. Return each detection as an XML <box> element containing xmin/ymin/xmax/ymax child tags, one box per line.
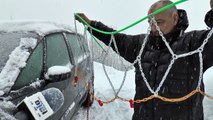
<box><xmin>90</xmin><ymin>10</ymin><xmax>213</xmax><ymax>120</ymax></box>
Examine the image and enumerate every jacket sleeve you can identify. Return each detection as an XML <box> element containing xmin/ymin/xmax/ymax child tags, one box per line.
<box><xmin>193</xmin><ymin>30</ymin><xmax>213</xmax><ymax>72</ymax></box>
<box><xmin>89</xmin><ymin>21</ymin><xmax>145</xmax><ymax>63</ymax></box>
<box><xmin>202</xmin><ymin>10</ymin><xmax>213</xmax><ymax>71</ymax></box>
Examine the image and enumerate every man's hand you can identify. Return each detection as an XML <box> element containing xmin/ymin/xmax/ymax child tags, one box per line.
<box><xmin>211</xmin><ymin>0</ymin><xmax>213</xmax><ymax>11</ymax></box>
<box><xmin>75</xmin><ymin>13</ymin><xmax>91</xmax><ymax>25</ymax></box>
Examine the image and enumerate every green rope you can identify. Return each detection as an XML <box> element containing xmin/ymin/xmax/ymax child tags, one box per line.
<box><xmin>84</xmin><ymin>24</ymin><xmax>106</xmax><ymax>51</ymax></box>
<box><xmin>74</xmin><ymin>0</ymin><xmax>187</xmax><ymax>35</ymax></box>
<box><xmin>90</xmin><ymin>31</ymin><xmax>106</xmax><ymax>51</ymax></box>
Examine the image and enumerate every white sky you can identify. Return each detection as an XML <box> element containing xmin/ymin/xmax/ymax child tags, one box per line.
<box><xmin>0</xmin><ymin>0</ymin><xmax>210</xmax><ymax>34</ymax></box>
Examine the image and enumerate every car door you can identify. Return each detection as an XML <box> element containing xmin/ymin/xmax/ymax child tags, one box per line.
<box><xmin>65</xmin><ymin>33</ymin><xmax>90</xmax><ymax>101</ymax></box>
<box><xmin>76</xmin><ymin>35</ymin><xmax>93</xmax><ymax>92</ymax></box>
<box><xmin>43</xmin><ymin>32</ymin><xmax>78</xmax><ymax>120</ymax></box>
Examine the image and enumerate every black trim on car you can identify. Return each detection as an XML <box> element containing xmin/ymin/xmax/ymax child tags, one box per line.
<box><xmin>62</xmin><ymin>32</ymin><xmax>75</xmax><ymax>65</ymax></box>
<box><xmin>41</xmin><ymin>37</ymin><xmax>47</xmax><ymax>80</ymax></box>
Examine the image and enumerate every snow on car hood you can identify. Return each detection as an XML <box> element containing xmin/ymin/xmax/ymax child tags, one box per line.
<box><xmin>0</xmin><ymin>101</ymin><xmax>16</xmax><ymax>120</ymax></box>
<box><xmin>0</xmin><ymin>21</ymin><xmax>74</xmax><ymax>35</ymax></box>
<box><xmin>0</xmin><ymin>37</ymin><xmax>37</xmax><ymax>96</ymax></box>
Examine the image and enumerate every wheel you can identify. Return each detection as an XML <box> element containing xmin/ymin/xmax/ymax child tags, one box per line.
<box><xmin>82</xmin><ymin>79</ymin><xmax>94</xmax><ymax>107</ymax></box>
<box><xmin>82</xmin><ymin>88</ymin><xmax>94</xmax><ymax>107</ymax></box>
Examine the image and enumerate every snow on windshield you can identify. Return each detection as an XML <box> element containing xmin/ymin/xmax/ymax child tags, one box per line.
<box><xmin>0</xmin><ymin>37</ymin><xmax>37</xmax><ymax>95</ymax></box>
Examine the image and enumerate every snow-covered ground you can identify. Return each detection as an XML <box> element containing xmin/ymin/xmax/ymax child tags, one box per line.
<box><xmin>74</xmin><ymin>62</ymin><xmax>213</xmax><ymax>120</ymax></box>
<box><xmin>203</xmin><ymin>68</ymin><xmax>213</xmax><ymax>120</ymax></box>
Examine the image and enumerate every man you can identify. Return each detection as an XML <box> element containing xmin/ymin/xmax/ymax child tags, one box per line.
<box><xmin>76</xmin><ymin>0</ymin><xmax>213</xmax><ymax>120</ymax></box>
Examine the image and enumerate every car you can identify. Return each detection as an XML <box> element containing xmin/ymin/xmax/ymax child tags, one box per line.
<box><xmin>0</xmin><ymin>21</ymin><xmax>94</xmax><ymax>120</ymax></box>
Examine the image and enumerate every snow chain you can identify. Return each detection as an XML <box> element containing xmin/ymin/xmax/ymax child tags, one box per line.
<box><xmin>74</xmin><ymin>10</ymin><xmax>213</xmax><ymax>107</ymax></box>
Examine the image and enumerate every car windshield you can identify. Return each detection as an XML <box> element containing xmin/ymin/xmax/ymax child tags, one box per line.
<box><xmin>0</xmin><ymin>32</ymin><xmax>38</xmax><ymax>73</ymax></box>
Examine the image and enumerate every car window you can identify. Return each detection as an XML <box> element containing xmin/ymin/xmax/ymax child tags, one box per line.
<box><xmin>66</xmin><ymin>33</ymin><xmax>84</xmax><ymax>63</ymax></box>
<box><xmin>12</xmin><ymin>42</ymin><xmax>43</xmax><ymax>90</ymax></box>
<box><xmin>79</xmin><ymin>35</ymin><xmax>90</xmax><ymax>55</ymax></box>
<box><xmin>46</xmin><ymin>33</ymin><xmax>70</xmax><ymax>68</ymax></box>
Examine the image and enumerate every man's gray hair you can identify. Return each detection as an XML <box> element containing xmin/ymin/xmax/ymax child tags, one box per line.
<box><xmin>151</xmin><ymin>0</ymin><xmax>178</xmax><ymax>16</ymax></box>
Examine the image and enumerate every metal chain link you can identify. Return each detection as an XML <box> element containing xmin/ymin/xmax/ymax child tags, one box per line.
<box><xmin>111</xmin><ymin>35</ymin><xmax>128</xmax><ymax>97</ymax></box>
<box><xmin>152</xmin><ymin>17</ymin><xmax>175</xmax><ymax>56</ymax></box>
<box><xmin>197</xmin><ymin>28</ymin><xmax>213</xmax><ymax>89</ymax></box>
<box><xmin>101</xmin><ymin>37</ymin><xmax>118</xmax><ymax>97</ymax></box>
<box><xmin>75</xmin><ymin>16</ymin><xmax>213</xmax><ymax>105</ymax></box>
<box><xmin>137</xmin><ymin>23</ymin><xmax>156</xmax><ymax>94</ymax></box>
<box><xmin>89</xmin><ymin>30</ymin><xmax>107</xmax><ymax>61</ymax></box>
<box><xmin>197</xmin><ymin>52</ymin><xmax>203</xmax><ymax>90</ymax></box>
<box><xmin>149</xmin><ymin>17</ymin><xmax>213</xmax><ymax>94</ymax></box>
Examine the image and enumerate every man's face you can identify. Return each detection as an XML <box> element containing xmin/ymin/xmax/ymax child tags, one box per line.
<box><xmin>148</xmin><ymin>9</ymin><xmax>178</xmax><ymax>36</ymax></box>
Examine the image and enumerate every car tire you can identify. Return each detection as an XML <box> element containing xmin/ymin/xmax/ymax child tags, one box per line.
<box><xmin>82</xmin><ymin>88</ymin><xmax>94</xmax><ymax>107</ymax></box>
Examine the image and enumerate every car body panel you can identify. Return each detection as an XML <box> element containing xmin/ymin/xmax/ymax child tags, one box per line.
<box><xmin>0</xmin><ymin>21</ymin><xmax>94</xmax><ymax>120</ymax></box>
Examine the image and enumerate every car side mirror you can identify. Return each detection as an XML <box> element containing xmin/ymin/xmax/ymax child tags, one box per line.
<box><xmin>45</xmin><ymin>66</ymin><xmax>71</xmax><ymax>82</ymax></box>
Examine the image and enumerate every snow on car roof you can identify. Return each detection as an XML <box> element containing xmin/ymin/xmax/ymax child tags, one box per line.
<box><xmin>0</xmin><ymin>20</ymin><xmax>75</xmax><ymax>35</ymax></box>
